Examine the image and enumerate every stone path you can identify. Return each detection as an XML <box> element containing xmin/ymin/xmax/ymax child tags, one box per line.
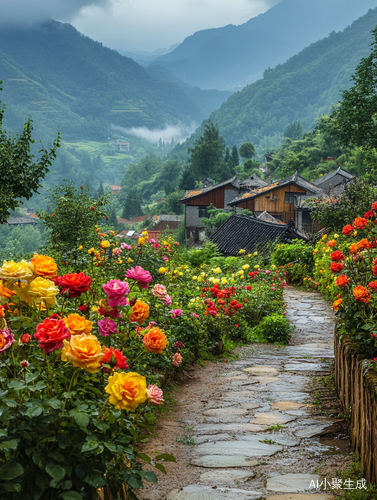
<box><xmin>165</xmin><ymin>288</ymin><xmax>342</xmax><ymax>500</ymax></box>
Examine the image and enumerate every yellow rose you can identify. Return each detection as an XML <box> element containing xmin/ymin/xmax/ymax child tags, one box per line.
<box><xmin>105</xmin><ymin>372</ymin><xmax>148</xmax><ymax>411</ymax></box>
<box><xmin>61</xmin><ymin>333</ymin><xmax>103</xmax><ymax>373</ymax></box>
<box><xmin>78</xmin><ymin>245</ymin><xmax>83</xmax><ymax>250</ymax></box>
<box><xmin>127</xmin><ymin>258</ymin><xmax>134</xmax><ymax>264</ymax></box>
<box><xmin>101</xmin><ymin>240</ymin><xmax>110</xmax><ymax>248</ymax></box>
<box><xmin>88</xmin><ymin>248</ymin><xmax>98</xmax><ymax>256</ymax></box>
<box><xmin>242</xmin><ymin>264</ymin><xmax>250</xmax><ymax>269</ymax></box>
<box><xmin>238</xmin><ymin>249</ymin><xmax>245</xmax><ymax>254</ymax></box>
<box><xmin>141</xmin><ymin>231</ymin><xmax>148</xmax><ymax>236</ymax></box>
<box><xmin>159</xmin><ymin>267</ymin><xmax>166</xmax><ymax>274</ymax></box>
<box><xmin>28</xmin><ymin>277</ymin><xmax>59</xmax><ymax>306</ymax></box>
<box><xmin>15</xmin><ymin>282</ymin><xmax>32</xmax><ymax>305</ymax></box>
<box><xmin>64</xmin><ymin>313</ymin><xmax>93</xmax><ymax>335</ymax></box>
<box><xmin>0</xmin><ymin>260</ymin><xmax>34</xmax><ymax>281</ymax></box>
<box><xmin>138</xmin><ymin>237</ymin><xmax>146</xmax><ymax>245</ymax></box>
<box><xmin>253</xmin><ymin>252</ymin><xmax>258</xmax><ymax>256</ymax></box>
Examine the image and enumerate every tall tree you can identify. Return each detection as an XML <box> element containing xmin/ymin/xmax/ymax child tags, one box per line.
<box><xmin>122</xmin><ymin>188</ymin><xmax>143</xmax><ymax>220</ymax></box>
<box><xmin>230</xmin><ymin>145</ymin><xmax>239</xmax><ymax>167</ymax></box>
<box><xmin>187</xmin><ymin>121</ymin><xmax>225</xmax><ymax>180</ymax></box>
<box><xmin>0</xmin><ymin>83</ymin><xmax>60</xmax><ymax>223</ymax></box>
<box><xmin>283</xmin><ymin>120</ymin><xmax>304</xmax><ymax>140</ymax></box>
<box><xmin>239</xmin><ymin>142</ymin><xmax>256</xmax><ymax>160</ymax></box>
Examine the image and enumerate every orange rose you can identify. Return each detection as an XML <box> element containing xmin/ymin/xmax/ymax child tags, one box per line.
<box><xmin>350</xmin><ymin>243</ymin><xmax>359</xmax><ymax>254</ymax></box>
<box><xmin>353</xmin><ymin>217</ymin><xmax>368</xmax><ymax>229</ymax></box>
<box><xmin>31</xmin><ymin>254</ymin><xmax>58</xmax><ymax>280</ymax></box>
<box><xmin>0</xmin><ymin>280</ymin><xmax>16</xmax><ymax>299</ymax></box>
<box><xmin>353</xmin><ymin>285</ymin><xmax>371</xmax><ymax>303</ymax></box>
<box><xmin>342</xmin><ymin>224</ymin><xmax>353</xmax><ymax>235</ymax></box>
<box><xmin>357</xmin><ymin>239</ymin><xmax>369</xmax><ymax>251</ymax></box>
<box><xmin>129</xmin><ymin>300</ymin><xmax>150</xmax><ymax>324</ymax></box>
<box><xmin>63</xmin><ymin>313</ymin><xmax>93</xmax><ymax>335</ymax></box>
<box><xmin>332</xmin><ymin>298</ymin><xmax>343</xmax><ymax>311</ymax></box>
<box><xmin>326</xmin><ymin>239</ymin><xmax>337</xmax><ymax>247</ymax></box>
<box><xmin>61</xmin><ymin>333</ymin><xmax>103</xmax><ymax>373</ymax></box>
<box><xmin>335</xmin><ymin>275</ymin><xmax>349</xmax><ymax>287</ymax></box>
<box><xmin>142</xmin><ymin>328</ymin><xmax>167</xmax><ymax>354</ymax></box>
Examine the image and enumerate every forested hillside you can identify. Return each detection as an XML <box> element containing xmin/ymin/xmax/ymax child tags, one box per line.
<box><xmin>0</xmin><ymin>20</ymin><xmax>231</xmax><ymax>142</ymax></box>
<box><xmin>154</xmin><ymin>0</ymin><xmax>377</xmax><ymax>89</ymax></box>
<box><xmin>172</xmin><ymin>6</ymin><xmax>377</xmax><ymax>159</ymax></box>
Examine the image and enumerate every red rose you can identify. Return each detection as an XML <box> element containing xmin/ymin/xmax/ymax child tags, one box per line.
<box><xmin>365</xmin><ymin>210</ymin><xmax>375</xmax><ymax>219</ymax></box>
<box><xmin>21</xmin><ymin>333</ymin><xmax>32</xmax><ymax>344</ymax></box>
<box><xmin>373</xmin><ymin>265</ymin><xmax>377</xmax><ymax>277</ymax></box>
<box><xmin>331</xmin><ymin>250</ymin><xmax>344</xmax><ymax>262</ymax></box>
<box><xmin>56</xmin><ymin>273</ymin><xmax>92</xmax><ymax>298</ymax></box>
<box><xmin>342</xmin><ymin>224</ymin><xmax>353</xmax><ymax>235</ymax></box>
<box><xmin>78</xmin><ymin>304</ymin><xmax>90</xmax><ymax>314</ymax></box>
<box><xmin>372</xmin><ymin>202</ymin><xmax>377</xmax><ymax>211</ymax></box>
<box><xmin>34</xmin><ymin>318</ymin><xmax>71</xmax><ymax>354</ymax></box>
<box><xmin>368</xmin><ymin>281</ymin><xmax>377</xmax><ymax>291</ymax></box>
<box><xmin>330</xmin><ymin>262</ymin><xmax>343</xmax><ymax>273</ymax></box>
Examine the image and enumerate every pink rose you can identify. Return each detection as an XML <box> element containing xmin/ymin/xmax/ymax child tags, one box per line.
<box><xmin>152</xmin><ymin>284</ymin><xmax>167</xmax><ymax>299</ymax></box>
<box><xmin>126</xmin><ymin>266</ymin><xmax>152</xmax><ymax>289</ymax></box>
<box><xmin>172</xmin><ymin>352</ymin><xmax>183</xmax><ymax>367</ymax></box>
<box><xmin>97</xmin><ymin>317</ymin><xmax>118</xmax><ymax>336</ymax></box>
<box><xmin>102</xmin><ymin>279</ymin><xmax>129</xmax><ymax>307</ymax></box>
<box><xmin>149</xmin><ymin>239</ymin><xmax>156</xmax><ymax>244</ymax></box>
<box><xmin>271</xmin><ymin>287</ymin><xmax>276</xmax><ymax>291</ymax></box>
<box><xmin>121</xmin><ymin>243</ymin><xmax>131</xmax><ymax>250</ymax></box>
<box><xmin>265</xmin><ymin>270</ymin><xmax>271</xmax><ymax>274</ymax></box>
<box><xmin>163</xmin><ymin>295</ymin><xmax>172</xmax><ymax>306</ymax></box>
<box><xmin>147</xmin><ymin>384</ymin><xmax>164</xmax><ymax>406</ymax></box>
<box><xmin>153</xmin><ymin>243</ymin><xmax>160</xmax><ymax>249</ymax></box>
<box><xmin>0</xmin><ymin>327</ymin><xmax>15</xmax><ymax>353</ymax></box>
<box><xmin>171</xmin><ymin>309</ymin><xmax>183</xmax><ymax>319</ymax></box>
<box><xmin>163</xmin><ymin>255</ymin><xmax>169</xmax><ymax>261</ymax></box>
<box><xmin>191</xmin><ymin>313</ymin><xmax>199</xmax><ymax>319</ymax></box>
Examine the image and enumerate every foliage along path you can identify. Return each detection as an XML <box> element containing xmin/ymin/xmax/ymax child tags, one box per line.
<box><xmin>140</xmin><ymin>287</ymin><xmax>346</xmax><ymax>499</ymax></box>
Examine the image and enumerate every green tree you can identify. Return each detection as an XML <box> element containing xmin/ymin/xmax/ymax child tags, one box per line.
<box><xmin>96</xmin><ymin>181</ymin><xmax>105</xmax><ymax>199</ymax></box>
<box><xmin>330</xmin><ymin>26</ymin><xmax>377</xmax><ymax>152</ymax></box>
<box><xmin>239</xmin><ymin>142</ymin><xmax>256</xmax><ymax>160</ymax></box>
<box><xmin>187</xmin><ymin>121</ymin><xmax>225</xmax><ymax>180</ymax></box>
<box><xmin>38</xmin><ymin>182</ymin><xmax>111</xmax><ymax>260</ymax></box>
<box><xmin>122</xmin><ymin>188</ymin><xmax>143</xmax><ymax>219</ymax></box>
<box><xmin>283</xmin><ymin>120</ymin><xmax>304</xmax><ymax>140</ymax></box>
<box><xmin>0</xmin><ymin>82</ymin><xmax>60</xmax><ymax>223</ymax></box>
<box><xmin>230</xmin><ymin>145</ymin><xmax>239</xmax><ymax>167</ymax></box>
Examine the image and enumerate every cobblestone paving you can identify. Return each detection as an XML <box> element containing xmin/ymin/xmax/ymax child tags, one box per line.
<box><xmin>166</xmin><ymin>288</ymin><xmax>341</xmax><ymax>499</ymax></box>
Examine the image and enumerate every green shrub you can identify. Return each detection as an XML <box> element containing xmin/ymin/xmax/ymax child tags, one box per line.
<box><xmin>250</xmin><ymin>313</ymin><xmax>294</xmax><ymax>345</ymax></box>
<box><xmin>272</xmin><ymin>240</ymin><xmax>314</xmax><ymax>271</ymax></box>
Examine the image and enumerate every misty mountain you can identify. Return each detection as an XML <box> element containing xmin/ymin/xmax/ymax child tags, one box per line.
<box><xmin>154</xmin><ymin>0</ymin><xmax>377</xmax><ymax>90</ymax></box>
<box><xmin>171</xmin><ymin>5</ymin><xmax>377</xmax><ymax>158</ymax></box>
<box><xmin>0</xmin><ymin>20</ymin><xmax>230</xmax><ymax>141</ymax></box>
<box><xmin>117</xmin><ymin>44</ymin><xmax>179</xmax><ymax>65</ymax></box>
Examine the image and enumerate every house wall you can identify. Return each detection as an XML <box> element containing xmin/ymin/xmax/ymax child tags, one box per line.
<box><xmin>234</xmin><ymin>184</ymin><xmax>306</xmax><ymax>224</ymax></box>
<box><xmin>184</xmin><ymin>187</ymin><xmax>239</xmax><ymax>209</ymax></box>
<box><xmin>185</xmin><ymin>205</ymin><xmax>203</xmax><ymax>228</ymax></box>
<box><xmin>154</xmin><ymin>221</ymin><xmax>180</xmax><ymax>231</ymax></box>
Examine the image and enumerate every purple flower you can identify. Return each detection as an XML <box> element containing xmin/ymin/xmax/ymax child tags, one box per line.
<box><xmin>170</xmin><ymin>309</ymin><xmax>183</xmax><ymax>319</ymax></box>
<box><xmin>102</xmin><ymin>279</ymin><xmax>129</xmax><ymax>307</ymax></box>
<box><xmin>0</xmin><ymin>327</ymin><xmax>14</xmax><ymax>352</ymax></box>
<box><xmin>97</xmin><ymin>318</ymin><xmax>118</xmax><ymax>336</ymax></box>
<box><xmin>126</xmin><ymin>266</ymin><xmax>152</xmax><ymax>289</ymax></box>
<box><xmin>191</xmin><ymin>313</ymin><xmax>199</xmax><ymax>319</ymax></box>
<box><xmin>174</xmin><ymin>341</ymin><xmax>185</xmax><ymax>349</ymax></box>
<box><xmin>121</xmin><ymin>243</ymin><xmax>132</xmax><ymax>250</ymax></box>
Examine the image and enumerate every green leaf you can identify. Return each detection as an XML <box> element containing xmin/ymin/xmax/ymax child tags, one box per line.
<box><xmin>26</xmin><ymin>405</ymin><xmax>43</xmax><ymax>418</ymax></box>
<box><xmin>154</xmin><ymin>463</ymin><xmax>166</xmax><ymax>474</ymax></box>
<box><xmin>155</xmin><ymin>453</ymin><xmax>176</xmax><ymax>462</ymax></box>
<box><xmin>4</xmin><ymin>399</ymin><xmax>17</xmax><ymax>408</ymax></box>
<box><xmin>137</xmin><ymin>452</ymin><xmax>151</xmax><ymax>463</ymax></box>
<box><xmin>60</xmin><ymin>492</ymin><xmax>83</xmax><ymax>500</ymax></box>
<box><xmin>127</xmin><ymin>475</ymin><xmax>143</xmax><ymax>489</ymax></box>
<box><xmin>47</xmin><ymin>398</ymin><xmax>63</xmax><ymax>410</ymax></box>
<box><xmin>26</xmin><ymin>372</ymin><xmax>39</xmax><ymax>384</ymax></box>
<box><xmin>70</xmin><ymin>410</ymin><xmax>90</xmax><ymax>428</ymax></box>
<box><xmin>0</xmin><ymin>439</ymin><xmax>18</xmax><ymax>450</ymax></box>
<box><xmin>0</xmin><ymin>461</ymin><xmax>24</xmax><ymax>480</ymax></box>
<box><xmin>45</xmin><ymin>463</ymin><xmax>66</xmax><ymax>482</ymax></box>
<box><xmin>103</xmin><ymin>442</ymin><xmax>117</xmax><ymax>452</ymax></box>
<box><xmin>144</xmin><ymin>471</ymin><xmax>158</xmax><ymax>483</ymax></box>
<box><xmin>81</xmin><ymin>441</ymin><xmax>98</xmax><ymax>453</ymax></box>
<box><xmin>8</xmin><ymin>380</ymin><xmax>27</xmax><ymax>390</ymax></box>
<box><xmin>361</xmin><ymin>324</ymin><xmax>371</xmax><ymax>330</ymax></box>
<box><xmin>84</xmin><ymin>472</ymin><xmax>107</xmax><ymax>488</ymax></box>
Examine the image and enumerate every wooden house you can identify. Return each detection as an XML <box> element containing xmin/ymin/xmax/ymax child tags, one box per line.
<box><xmin>154</xmin><ymin>215</ymin><xmax>182</xmax><ymax>232</ymax></box>
<box><xmin>312</xmin><ymin>166</ymin><xmax>355</xmax><ymax>190</ymax></box>
<box><xmin>228</xmin><ymin>172</ymin><xmax>322</xmax><ymax>224</ymax></box>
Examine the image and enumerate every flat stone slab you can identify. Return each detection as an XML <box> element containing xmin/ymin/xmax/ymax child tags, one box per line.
<box><xmin>265</xmin><ymin>495</ymin><xmax>334</xmax><ymax>500</ymax></box>
<box><xmin>250</xmin><ymin>412</ymin><xmax>296</xmax><ymax>426</ymax></box>
<box><xmin>271</xmin><ymin>402</ymin><xmax>304</xmax><ymax>411</ymax></box>
<box><xmin>266</xmin><ymin>474</ymin><xmax>320</xmax><ymax>492</ymax></box>
<box><xmin>199</xmin><ymin>469</ymin><xmax>255</xmax><ymax>484</ymax></box>
<box><xmin>193</xmin><ymin>434</ymin><xmax>233</xmax><ymax>444</ymax></box>
<box><xmin>167</xmin><ymin>485</ymin><xmax>262</xmax><ymax>499</ymax></box>
<box><xmin>196</xmin><ymin>440</ymin><xmax>282</xmax><ymax>457</ymax></box>
<box><xmin>203</xmin><ymin>408</ymin><xmax>248</xmax><ymax>417</ymax></box>
<box><xmin>244</xmin><ymin>366</ymin><xmax>280</xmax><ymax>376</ymax></box>
<box><xmin>191</xmin><ymin>455</ymin><xmax>259</xmax><ymax>468</ymax></box>
<box><xmin>195</xmin><ymin>423</ymin><xmax>268</xmax><ymax>434</ymax></box>
<box><xmin>240</xmin><ymin>403</ymin><xmax>262</xmax><ymax>410</ymax></box>
<box><xmin>285</xmin><ymin>364</ymin><xmax>326</xmax><ymax>372</ymax></box>
<box><xmin>295</xmin><ymin>423</ymin><xmax>341</xmax><ymax>438</ymax></box>
<box><xmin>240</xmin><ymin>435</ymin><xmax>300</xmax><ymax>447</ymax></box>
<box><xmin>220</xmin><ymin>371</ymin><xmax>245</xmax><ymax>377</ymax></box>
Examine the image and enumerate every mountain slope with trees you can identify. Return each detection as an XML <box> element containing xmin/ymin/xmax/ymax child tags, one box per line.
<box><xmin>153</xmin><ymin>0</ymin><xmax>377</xmax><ymax>89</ymax></box>
<box><xmin>172</xmin><ymin>6</ymin><xmax>377</xmax><ymax>158</ymax></box>
<box><xmin>0</xmin><ymin>20</ymin><xmax>231</xmax><ymax>142</ymax></box>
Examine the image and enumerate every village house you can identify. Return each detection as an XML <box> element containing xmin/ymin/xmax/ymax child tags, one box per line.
<box><xmin>154</xmin><ymin>214</ymin><xmax>182</xmax><ymax>232</ymax></box>
<box><xmin>311</xmin><ymin>166</ymin><xmax>355</xmax><ymax>190</ymax></box>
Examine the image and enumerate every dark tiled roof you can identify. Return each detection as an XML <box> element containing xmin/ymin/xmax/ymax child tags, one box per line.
<box><xmin>240</xmin><ymin>173</ymin><xmax>269</xmax><ymax>189</ymax></box>
<box><xmin>295</xmin><ymin>180</ymin><xmax>351</xmax><ymax>209</ymax></box>
<box><xmin>6</xmin><ymin>217</ymin><xmax>37</xmax><ymax>225</ymax></box>
<box><xmin>210</xmin><ymin>215</ymin><xmax>306</xmax><ymax>256</ymax></box>
<box><xmin>180</xmin><ymin>175</ymin><xmax>240</xmax><ymax>202</ymax></box>
<box><xmin>228</xmin><ymin>171</ymin><xmax>323</xmax><ymax>206</ymax></box>
<box><xmin>157</xmin><ymin>215</ymin><xmax>183</xmax><ymax>222</ymax></box>
<box><xmin>257</xmin><ymin>211</ymin><xmax>286</xmax><ymax>225</ymax></box>
<box><xmin>312</xmin><ymin>166</ymin><xmax>355</xmax><ymax>187</ymax></box>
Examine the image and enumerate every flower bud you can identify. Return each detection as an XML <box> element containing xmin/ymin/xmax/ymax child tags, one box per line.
<box><xmin>21</xmin><ymin>333</ymin><xmax>32</xmax><ymax>344</ymax></box>
<box><xmin>20</xmin><ymin>360</ymin><xmax>29</xmax><ymax>369</ymax></box>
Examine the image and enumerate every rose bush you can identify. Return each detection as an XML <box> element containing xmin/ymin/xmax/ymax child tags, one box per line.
<box><xmin>0</xmin><ymin>231</ymin><xmax>290</xmax><ymax>499</ymax></box>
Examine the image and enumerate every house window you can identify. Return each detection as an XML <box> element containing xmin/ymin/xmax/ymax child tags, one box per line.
<box><xmin>198</xmin><ymin>206</ymin><xmax>209</xmax><ymax>218</ymax></box>
<box><xmin>285</xmin><ymin>192</ymin><xmax>303</xmax><ymax>204</ymax></box>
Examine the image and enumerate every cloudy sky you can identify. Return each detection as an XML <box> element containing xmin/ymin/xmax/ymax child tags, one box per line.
<box><xmin>0</xmin><ymin>0</ymin><xmax>280</xmax><ymax>52</ymax></box>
